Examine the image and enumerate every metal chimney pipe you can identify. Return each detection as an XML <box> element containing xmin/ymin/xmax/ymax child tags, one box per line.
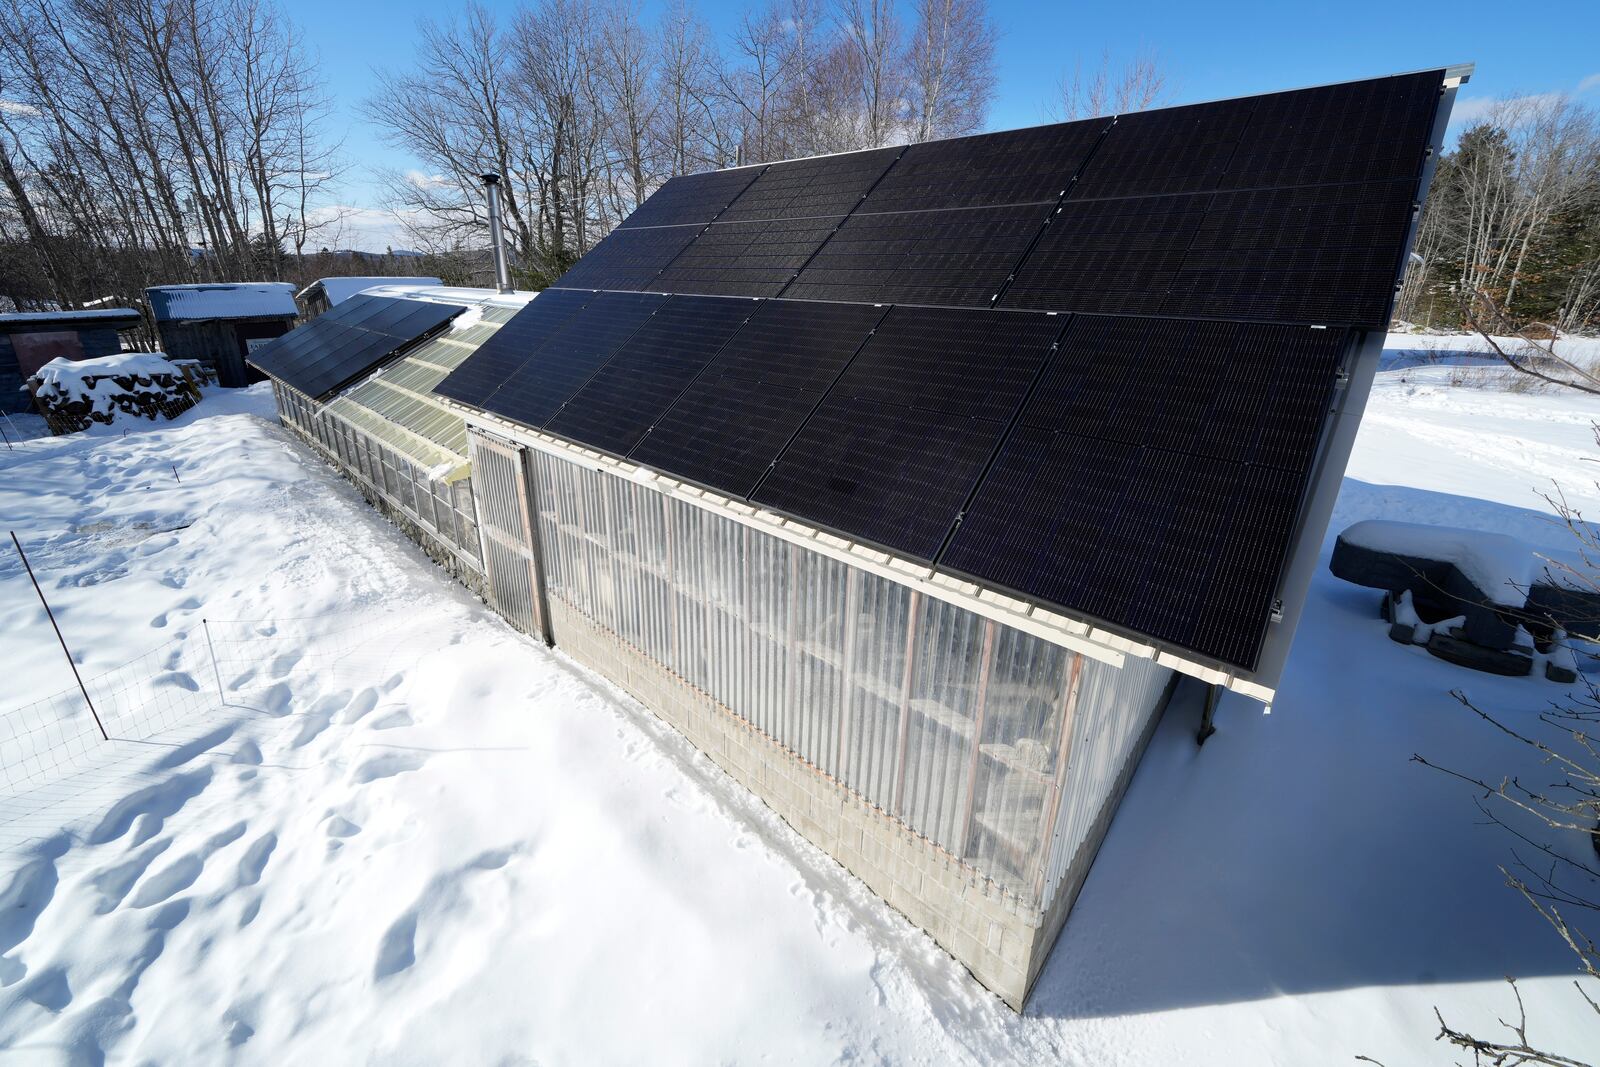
<box><xmin>481</xmin><ymin>173</ymin><xmax>513</xmax><ymax>294</ymax></box>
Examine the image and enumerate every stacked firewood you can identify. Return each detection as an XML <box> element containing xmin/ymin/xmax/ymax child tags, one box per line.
<box><xmin>31</xmin><ymin>362</ymin><xmax>210</xmax><ymax>435</ymax></box>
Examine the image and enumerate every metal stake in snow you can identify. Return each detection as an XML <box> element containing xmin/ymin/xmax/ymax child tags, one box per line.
<box><xmin>203</xmin><ymin>618</ymin><xmax>225</xmax><ymax>705</ymax></box>
<box><xmin>9</xmin><ymin>530</ymin><xmax>109</xmax><ymax>742</ymax></box>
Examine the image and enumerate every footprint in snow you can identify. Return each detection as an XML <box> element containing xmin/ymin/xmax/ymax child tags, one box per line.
<box><xmin>373</xmin><ymin>912</ymin><xmax>417</xmax><ymax>979</ymax></box>
<box><xmin>324</xmin><ymin>816</ymin><xmax>361</xmax><ymax>838</ymax></box>
<box><xmin>127</xmin><ymin>821</ymin><xmax>245</xmax><ymax>909</ymax></box>
<box><xmin>269</xmin><ymin>651</ymin><xmax>302</xmax><ymax>679</ymax></box>
<box><xmin>369</xmin><ymin>709</ymin><xmax>412</xmax><ymax>730</ymax></box>
<box><xmin>350</xmin><ymin>752</ymin><xmax>426</xmax><ymax>785</ymax></box>
<box><xmin>91</xmin><ymin>838</ymin><xmax>172</xmax><ymax>914</ymax></box>
<box><xmin>260</xmin><ymin>682</ymin><xmax>293</xmax><ymax>716</ymax></box>
<box><xmin>19</xmin><ymin>966</ymin><xmax>71</xmax><ymax>1012</ymax></box>
<box><xmin>231</xmin><ymin>740</ymin><xmax>263</xmax><ymax>766</ymax></box>
<box><xmin>152</xmin><ymin>725</ymin><xmax>233</xmax><ymax>771</ymax></box>
<box><xmin>290</xmin><ymin>692</ymin><xmax>348</xmax><ymax>748</ymax></box>
<box><xmin>236</xmin><ymin>833</ymin><xmax>276</xmax><ymax>888</ymax></box>
<box><xmin>342</xmin><ymin>688</ymin><xmax>380</xmax><ymax>725</ymax></box>
<box><xmin>88</xmin><ymin>768</ymin><xmax>212</xmax><ymax>846</ymax></box>
<box><xmin>0</xmin><ymin>836</ymin><xmax>68</xmax><ymax>959</ymax></box>
<box><xmin>129</xmin><ymin>855</ymin><xmax>204</xmax><ymax>908</ymax></box>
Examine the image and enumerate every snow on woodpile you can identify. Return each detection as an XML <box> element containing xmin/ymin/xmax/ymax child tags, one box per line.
<box><xmin>27</xmin><ymin>351</ymin><xmax>205</xmax><ymax>434</ymax></box>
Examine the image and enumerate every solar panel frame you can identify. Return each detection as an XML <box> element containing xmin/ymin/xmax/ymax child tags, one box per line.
<box><xmin>751</xmin><ymin>306</ymin><xmax>1067</xmax><ymax>561</ymax></box>
<box><xmin>854</xmin><ymin>119</ymin><xmax>1109</xmax><ymax>213</ymax></box>
<box><xmin>782</xmin><ymin>202</ymin><xmax>1057</xmax><ymax>307</ymax></box>
<box><xmin>628</xmin><ymin>299</ymin><xmax>888</xmax><ymax>496</ymax></box>
<box><xmin>714</xmin><ymin>146</ymin><xmax>904</xmax><ymax>222</ymax></box>
<box><xmin>650</xmin><ymin>216</ymin><xmax>847</xmax><ymax>297</ymax></box>
<box><xmin>1068</xmin><ymin>96</ymin><xmax>1256</xmax><ymax>201</ymax></box>
<box><xmin>550</xmin><ymin>223</ymin><xmax>703</xmax><ymax>292</ymax></box>
<box><xmin>616</xmin><ymin>166</ymin><xmax>766</xmax><ymax>229</ymax></box>
<box><xmin>1217</xmin><ymin>70</ymin><xmax>1441</xmax><ymax>191</ymax></box>
<box><xmin>937</xmin><ymin>316</ymin><xmax>1355</xmax><ymax>669</ymax></box>
<box><xmin>248</xmin><ymin>296</ymin><xmax>466</xmax><ymax>400</ymax></box>
<box><xmin>480</xmin><ymin>290</ymin><xmax>667</xmax><ymax>429</ymax></box>
<box><xmin>434</xmin><ymin>288</ymin><xmax>593</xmax><ymax>407</ymax></box>
<box><xmin>543</xmin><ymin>295</ymin><xmax>759</xmax><ymax>457</ymax></box>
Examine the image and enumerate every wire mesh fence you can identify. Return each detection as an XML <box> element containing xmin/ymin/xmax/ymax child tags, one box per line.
<box><xmin>0</xmin><ymin>610</ymin><xmax>436</xmax><ymax>804</ymax></box>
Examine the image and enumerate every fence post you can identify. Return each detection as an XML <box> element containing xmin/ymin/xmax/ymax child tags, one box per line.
<box><xmin>10</xmin><ymin>530</ymin><xmax>108</xmax><ymax>741</ymax></box>
<box><xmin>203</xmin><ymin>618</ymin><xmax>225</xmax><ymax>705</ymax></box>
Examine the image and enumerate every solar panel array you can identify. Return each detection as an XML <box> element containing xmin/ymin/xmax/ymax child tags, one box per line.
<box><xmin>436</xmin><ymin>69</ymin><xmax>1448</xmax><ymax>671</ymax></box>
<box><xmin>250</xmin><ymin>294</ymin><xmax>466</xmax><ymax>400</ymax></box>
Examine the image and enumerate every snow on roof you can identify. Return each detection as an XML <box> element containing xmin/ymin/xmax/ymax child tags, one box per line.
<box><xmin>147</xmin><ymin>283</ymin><xmax>298</xmax><ymax>323</ymax></box>
<box><xmin>298</xmin><ymin>277</ymin><xmax>446</xmax><ymax>306</ymax></box>
<box><xmin>0</xmin><ymin>308</ymin><xmax>143</xmax><ymax>331</ymax></box>
<box><xmin>357</xmin><ymin>282</ymin><xmax>537</xmax><ymax>310</ymax></box>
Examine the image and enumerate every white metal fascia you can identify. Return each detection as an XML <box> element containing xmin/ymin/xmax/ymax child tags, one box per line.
<box><xmin>454</xmin><ymin>407</ymin><xmax>1313</xmax><ymax>699</ymax></box>
<box><xmin>454</xmin><ymin>404</ymin><xmax>1311</xmax><ymax>694</ymax></box>
<box><xmin>444</xmin><ymin>404</ymin><xmax>1299</xmax><ymax>697</ymax></box>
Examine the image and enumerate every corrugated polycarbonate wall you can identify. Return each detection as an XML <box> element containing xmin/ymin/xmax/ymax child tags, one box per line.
<box><xmin>1040</xmin><ymin>650</ymin><xmax>1173</xmax><ymax>911</ymax></box>
<box><xmin>271</xmin><ymin>381</ymin><xmax>483</xmax><ymax>572</ymax></box>
<box><xmin>530</xmin><ymin>446</ymin><xmax>1171</xmax><ymax>905</ymax></box>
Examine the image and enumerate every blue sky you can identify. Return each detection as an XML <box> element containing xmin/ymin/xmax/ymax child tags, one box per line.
<box><xmin>282</xmin><ymin>0</ymin><xmax>1600</xmax><ymax>249</ymax></box>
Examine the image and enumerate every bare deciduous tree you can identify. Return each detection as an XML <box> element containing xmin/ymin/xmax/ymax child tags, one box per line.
<box><xmin>1051</xmin><ymin>47</ymin><xmax>1169</xmax><ymax>121</ymax></box>
<box><xmin>906</xmin><ymin>0</ymin><xmax>997</xmax><ymax>143</ymax></box>
<box><xmin>0</xmin><ymin>0</ymin><xmax>345</xmax><ymax>311</ymax></box>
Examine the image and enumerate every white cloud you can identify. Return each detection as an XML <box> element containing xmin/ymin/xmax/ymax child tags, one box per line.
<box><xmin>0</xmin><ymin>98</ymin><xmax>40</xmax><ymax>117</ymax></box>
<box><xmin>404</xmin><ymin>169</ymin><xmax>450</xmax><ymax>191</ymax></box>
<box><xmin>1452</xmin><ymin>73</ymin><xmax>1600</xmax><ymax>129</ymax></box>
<box><xmin>303</xmin><ymin>204</ymin><xmax>418</xmax><ymax>254</ymax></box>
<box><xmin>1447</xmin><ymin>91</ymin><xmax>1563</xmax><ymax>128</ymax></box>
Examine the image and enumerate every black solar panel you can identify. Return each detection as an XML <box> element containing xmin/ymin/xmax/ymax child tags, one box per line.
<box><xmin>753</xmin><ymin>307</ymin><xmax>1064</xmax><ymax>560</ymax></box>
<box><xmin>629</xmin><ymin>300</ymin><xmax>887</xmax><ymax>496</ymax></box>
<box><xmin>1070</xmin><ymin>97</ymin><xmax>1256</xmax><ymax>200</ymax></box>
<box><xmin>755</xmin><ymin>398</ymin><xmax>1007</xmax><ymax>560</ymax></box>
<box><xmin>783</xmin><ymin>203</ymin><xmax>1054</xmax><ymax>307</ymax></box>
<box><xmin>856</xmin><ymin>120</ymin><xmax>1107</xmax><ymax>212</ymax></box>
<box><xmin>716</xmin><ymin>147</ymin><xmax>903</xmax><ymax>222</ymax></box>
<box><xmin>544</xmin><ymin>296</ymin><xmax>758</xmax><ymax>457</ymax></box>
<box><xmin>551</xmin><ymin>224</ymin><xmax>702</xmax><ymax>292</ymax></box>
<box><xmin>939</xmin><ymin>317</ymin><xmax>1352</xmax><ymax>668</ymax></box>
<box><xmin>618</xmin><ymin>167</ymin><xmax>765</xmax><ymax>229</ymax></box>
<box><xmin>1219</xmin><ymin>71</ymin><xmax>1439</xmax><ymax>190</ymax></box>
<box><xmin>249</xmin><ymin>296</ymin><xmax>465</xmax><ymax>400</ymax></box>
<box><xmin>997</xmin><ymin>192</ymin><xmax>1209</xmax><ymax>314</ymax></box>
<box><xmin>1160</xmin><ymin>179</ymin><xmax>1418</xmax><ymax>326</ymax></box>
<box><xmin>435</xmin><ymin>288</ymin><xmax>592</xmax><ymax>407</ymax></box>
<box><xmin>651</xmin><ymin>216</ymin><xmax>845</xmax><ymax>297</ymax></box>
<box><xmin>459</xmin><ymin>69</ymin><xmax>1453</xmax><ymax>674</ymax></box>
<box><xmin>829</xmin><ymin>305</ymin><xmax>1063</xmax><ymax>418</ymax></box>
<box><xmin>482</xmin><ymin>291</ymin><xmax>666</xmax><ymax>429</ymax></box>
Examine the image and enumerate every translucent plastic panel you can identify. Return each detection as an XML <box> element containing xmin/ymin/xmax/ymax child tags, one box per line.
<box><xmin>965</xmin><ymin>628</ymin><xmax>1072</xmax><ymax>890</ymax></box>
<box><xmin>897</xmin><ymin>598</ymin><xmax>985</xmax><ymax>851</ymax></box>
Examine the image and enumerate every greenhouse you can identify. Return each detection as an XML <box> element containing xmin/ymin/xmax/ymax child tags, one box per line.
<box><xmin>255</xmin><ymin>67</ymin><xmax>1464</xmax><ymax>1009</ymax></box>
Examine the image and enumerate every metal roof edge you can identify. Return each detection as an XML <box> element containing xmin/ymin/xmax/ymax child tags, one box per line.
<box><xmin>447</xmin><ymin>401</ymin><xmax>1283</xmax><ymax>701</ymax></box>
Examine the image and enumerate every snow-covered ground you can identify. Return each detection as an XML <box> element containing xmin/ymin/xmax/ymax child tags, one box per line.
<box><xmin>0</xmin><ymin>350</ymin><xmax>1596</xmax><ymax>1064</ymax></box>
